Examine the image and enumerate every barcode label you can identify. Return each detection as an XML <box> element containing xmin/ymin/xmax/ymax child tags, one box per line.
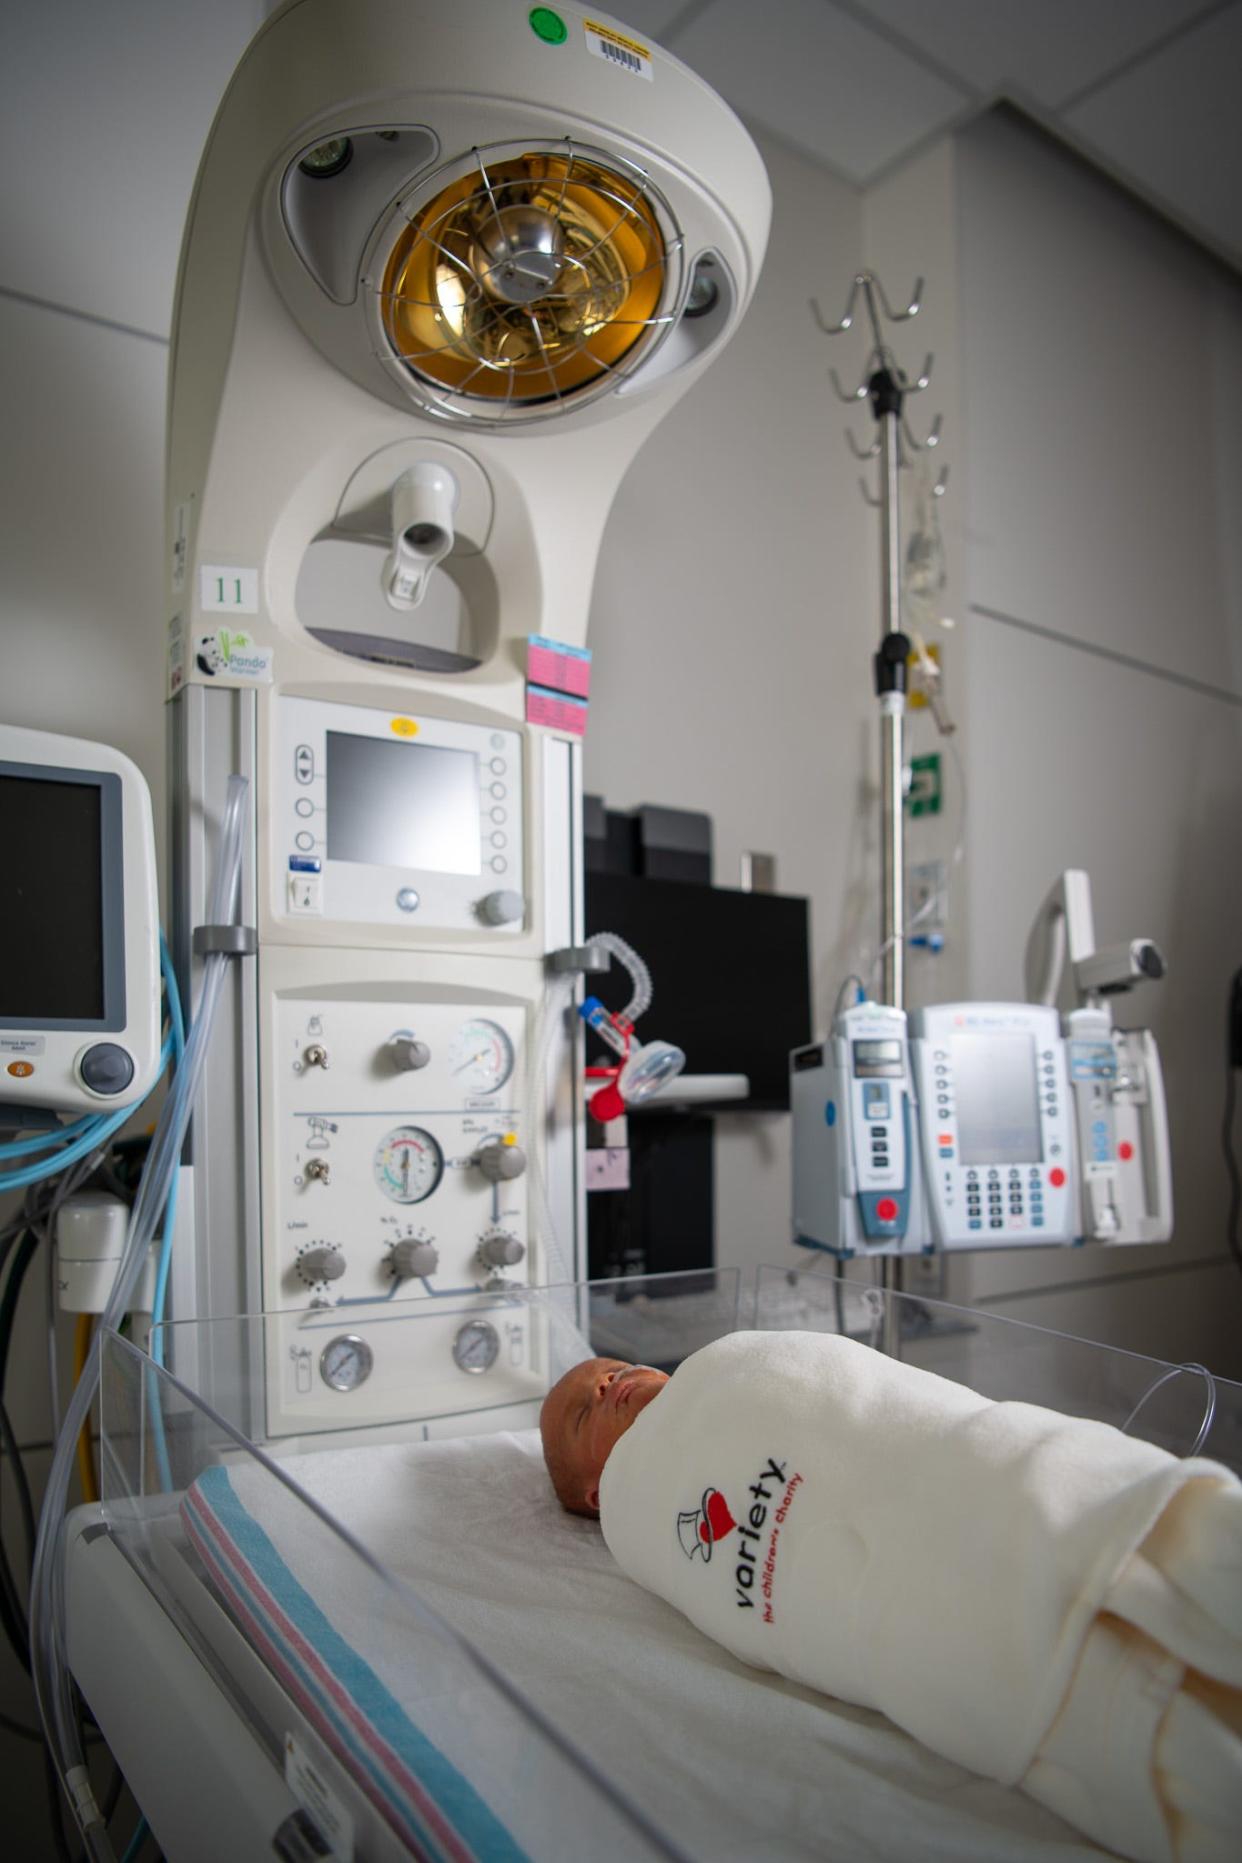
<box><xmin>585</xmin><ymin>20</ymin><xmax>654</xmax><ymax>80</ymax></box>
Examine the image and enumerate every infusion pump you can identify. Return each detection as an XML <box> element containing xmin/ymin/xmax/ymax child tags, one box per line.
<box><xmin>792</xmin><ymin>999</ymin><xmax>1167</xmax><ymax>1258</ymax></box>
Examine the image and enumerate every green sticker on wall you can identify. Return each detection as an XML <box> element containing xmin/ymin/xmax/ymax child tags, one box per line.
<box><xmin>907</xmin><ymin>753</ymin><xmax>942</xmax><ymax>817</ymax></box>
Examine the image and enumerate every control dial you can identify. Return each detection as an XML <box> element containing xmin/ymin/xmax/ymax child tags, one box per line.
<box><xmin>477</xmin><ymin>1229</ymin><xmax>525</xmax><ymax>1270</ymax></box>
<box><xmin>479</xmin><ymin>889</ymin><xmax>524</xmax><ymax>927</ymax></box>
<box><xmin>390</xmin><ymin>1235</ymin><xmax>440</xmax><ymax>1280</ymax></box>
<box><xmin>386</xmin><ymin>1031</ymin><xmax>431</xmax><ymax>1072</ymax></box>
<box><xmin>475</xmin><ymin>1139</ymin><xmax>527</xmax><ymax>1183</ymax></box>
<box><xmin>298</xmin><ymin>1245</ymin><xmax>346</xmax><ymax>1284</ymax></box>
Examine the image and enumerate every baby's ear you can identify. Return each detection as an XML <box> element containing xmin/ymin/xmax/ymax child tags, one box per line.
<box><xmin>585</xmin><ymin>1483</ymin><xmax>601</xmax><ymax>1515</ymax></box>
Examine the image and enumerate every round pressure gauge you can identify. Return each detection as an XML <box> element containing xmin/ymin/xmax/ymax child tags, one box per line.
<box><xmin>374</xmin><ymin>1125</ymin><xmax>444</xmax><ymax>1204</ymax></box>
<box><xmin>320</xmin><ymin>1334</ymin><xmax>374</xmax><ymax>1393</ymax></box>
<box><xmin>448</xmin><ymin>1018</ymin><xmax>515</xmax><ymax>1095</ymax></box>
<box><xmin>452</xmin><ymin>1319</ymin><xmax>500</xmax><ymax>1375</ymax></box>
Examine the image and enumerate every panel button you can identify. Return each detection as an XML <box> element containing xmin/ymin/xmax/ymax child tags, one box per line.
<box><xmin>396</xmin><ymin>888</ymin><xmax>420</xmax><ymax>913</ymax></box>
<box><xmin>295</xmin><ymin>797</ymin><xmax>313</xmax><ymax>817</ymax></box>
<box><xmin>490</xmin><ymin>783</ymin><xmax>507</xmax><ymax>800</ymax></box>
<box><xmin>870</xmin><ymin>1125</ymin><xmax>886</xmax><ymax>1138</ymax></box>
<box><xmin>295</xmin><ymin>745</ymin><xmax>314</xmax><ymax>784</ymax></box>
<box><xmin>490</xmin><ymin>807</ymin><xmax>506</xmax><ymax>824</ymax></box>
<box><xmin>1049</xmin><ymin>1167</ymin><xmax>1066</xmax><ymax>1188</ymax></box>
<box><xmin>295</xmin><ymin>831</ymin><xmax>314</xmax><ymax>852</ymax></box>
<box><xmin>876</xmin><ymin>1197</ymin><xmax>898</xmax><ymax>1222</ymax></box>
<box><xmin>490</xmin><ymin>758</ymin><xmax>506</xmax><ymax>775</ymax></box>
<box><xmin>78</xmin><ymin>1043</ymin><xmax>135</xmax><ymax>1097</ymax></box>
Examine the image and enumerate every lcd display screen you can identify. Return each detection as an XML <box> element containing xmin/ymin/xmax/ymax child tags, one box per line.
<box><xmin>326</xmin><ymin>732</ymin><xmax>481</xmax><ymax>875</ymax></box>
<box><xmin>1</xmin><ymin>775</ymin><xmax>105</xmax><ymax>1020</ymax></box>
<box><xmin>853</xmin><ymin>1039</ymin><xmax>904</xmax><ymax>1079</ymax></box>
<box><xmin>953</xmin><ymin>1032</ymin><xmax>1042</xmax><ymax>1166</ymax></box>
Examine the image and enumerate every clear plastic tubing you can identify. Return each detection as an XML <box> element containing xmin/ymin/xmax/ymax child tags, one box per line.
<box><xmin>589</xmin><ymin>931</ymin><xmax>653</xmax><ymax>1023</ymax></box>
<box><xmin>30</xmin><ymin>774</ymin><xmax>249</xmax><ymax>1861</ymax></box>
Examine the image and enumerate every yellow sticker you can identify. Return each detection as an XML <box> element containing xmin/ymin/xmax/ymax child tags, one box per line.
<box><xmin>503</xmin><ymin>1132</ymin><xmax>518</xmax><ymax>1146</ymax></box>
<box><xmin>390</xmin><ymin>716</ymin><xmax>419</xmax><ymax>737</ymax></box>
<box><xmin>584</xmin><ymin>19</ymin><xmax>653</xmax><ymax>79</ymax></box>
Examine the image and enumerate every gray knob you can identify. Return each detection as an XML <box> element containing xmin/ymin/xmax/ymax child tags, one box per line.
<box><xmin>387</xmin><ymin>1034</ymin><xmax>431</xmax><ymax>1072</ymax></box>
<box><xmin>476</xmin><ymin>1140</ymin><xmax>527</xmax><ymax>1182</ymax></box>
<box><xmin>478</xmin><ymin>1230</ymin><xmax>525</xmax><ymax>1269</ymax></box>
<box><xmin>300</xmin><ymin>1246</ymin><xmax>346</xmax><ymax>1282</ymax></box>
<box><xmin>391</xmin><ymin>1237</ymin><xmax>439</xmax><ymax>1279</ymax></box>
<box><xmin>479</xmin><ymin>889</ymin><xmax>524</xmax><ymax>927</ymax></box>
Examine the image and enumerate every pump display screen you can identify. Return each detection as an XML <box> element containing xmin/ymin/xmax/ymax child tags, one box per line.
<box><xmin>954</xmin><ymin>1033</ymin><xmax>1042</xmax><ymax>1166</ymax></box>
<box><xmin>326</xmin><ymin>732</ymin><xmax>481</xmax><ymax>875</ymax></box>
<box><xmin>1</xmin><ymin>774</ymin><xmax>105</xmax><ymax>1020</ymax></box>
<box><xmin>853</xmin><ymin>1039</ymin><xmax>904</xmax><ymax>1079</ymax></box>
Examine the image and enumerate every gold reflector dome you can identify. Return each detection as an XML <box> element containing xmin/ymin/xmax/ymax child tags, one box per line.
<box><xmin>379</xmin><ymin>147</ymin><xmax>674</xmax><ymax>418</ymax></box>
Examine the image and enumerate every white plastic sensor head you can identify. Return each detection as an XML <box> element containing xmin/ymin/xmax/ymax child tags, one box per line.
<box><xmin>382</xmin><ymin>462</ymin><xmax>459</xmax><ymax>610</ymax></box>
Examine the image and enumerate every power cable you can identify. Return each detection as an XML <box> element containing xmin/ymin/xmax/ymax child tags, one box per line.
<box><xmin>1225</xmin><ymin>966</ymin><xmax>1242</xmax><ymax>1280</ymax></box>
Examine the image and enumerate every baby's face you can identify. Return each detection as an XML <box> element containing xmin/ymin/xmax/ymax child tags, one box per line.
<box><xmin>540</xmin><ymin>1357</ymin><xmax>669</xmax><ymax>1515</ymax></box>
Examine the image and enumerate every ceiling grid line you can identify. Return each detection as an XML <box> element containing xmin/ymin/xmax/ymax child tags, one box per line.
<box><xmin>1056</xmin><ymin>0</ymin><xmax>1238</xmax><ymax>112</ymax></box>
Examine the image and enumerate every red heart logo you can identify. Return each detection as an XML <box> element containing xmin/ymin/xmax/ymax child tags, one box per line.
<box><xmin>701</xmin><ymin>1490</ymin><xmax>736</xmax><ymax>1545</ymax></box>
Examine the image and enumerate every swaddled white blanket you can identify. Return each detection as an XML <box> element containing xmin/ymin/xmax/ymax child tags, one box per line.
<box><xmin>599</xmin><ymin>1331</ymin><xmax>1242</xmax><ymax>1863</ymax></box>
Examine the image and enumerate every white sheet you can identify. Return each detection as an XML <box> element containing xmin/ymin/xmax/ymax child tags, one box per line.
<box><xmin>210</xmin><ymin>1428</ymin><xmax>1124</xmax><ymax>1862</ymax></box>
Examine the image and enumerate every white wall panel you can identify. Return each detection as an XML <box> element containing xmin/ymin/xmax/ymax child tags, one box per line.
<box><xmin>975</xmin><ymin>1261</ymin><xmax>1242</xmax><ymax>1385</ymax></box>
<box><xmin>0</xmin><ymin>0</ymin><xmax>261</xmax><ymax>334</ymax></box>
<box><xmin>586</xmin><ymin>133</ymin><xmax>871</xmax><ymax>1272</ymax></box>
<box><xmin>955</xmin><ymin>611</ymin><xmax>1241</xmax><ymax>1313</ymax></box>
<box><xmin>957</xmin><ymin>110</ymin><xmax>1242</xmax><ymax>694</ymax></box>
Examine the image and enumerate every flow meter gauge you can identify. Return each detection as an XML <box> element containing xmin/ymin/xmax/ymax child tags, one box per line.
<box><xmin>374</xmin><ymin>1125</ymin><xmax>444</xmax><ymax>1203</ymax></box>
<box><xmin>320</xmin><ymin>1334</ymin><xmax>373</xmax><ymax>1392</ymax></box>
<box><xmin>452</xmin><ymin>1318</ymin><xmax>500</xmax><ymax>1375</ymax></box>
<box><xmin>448</xmin><ymin>1018</ymin><xmax>515</xmax><ymax>1095</ymax></box>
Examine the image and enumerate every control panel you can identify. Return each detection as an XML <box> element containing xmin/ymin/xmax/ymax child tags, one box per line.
<box><xmin>1066</xmin><ymin>1013</ymin><xmax>1173</xmax><ymax>1244</ymax></box>
<box><xmin>265</xmin><ymin>993</ymin><xmax>543</xmax><ymax>1432</ymax></box>
<box><xmin>275</xmin><ymin>694</ymin><xmax>525</xmax><ymax>934</ymax></box>
<box><xmin>791</xmin><ymin>1003</ymin><xmax>922</xmax><ymax>1258</ymax></box>
<box><xmin>910</xmin><ymin>1003</ymin><xmax>1076</xmax><ymax>1250</ymax></box>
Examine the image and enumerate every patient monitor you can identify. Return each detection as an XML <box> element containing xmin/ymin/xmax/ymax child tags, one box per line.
<box><xmin>164</xmin><ymin>0</ymin><xmax>770</xmax><ymax>1434</ymax></box>
<box><xmin>0</xmin><ymin>724</ymin><xmax>160</xmax><ymax>1119</ymax></box>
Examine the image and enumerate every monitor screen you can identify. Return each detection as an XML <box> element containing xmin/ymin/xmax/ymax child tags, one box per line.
<box><xmin>1</xmin><ymin>774</ymin><xmax>105</xmax><ymax>1020</ymax></box>
<box><xmin>326</xmin><ymin>731</ymin><xmax>481</xmax><ymax>876</ymax></box>
<box><xmin>953</xmin><ymin>1032</ymin><xmax>1042</xmax><ymax>1166</ymax></box>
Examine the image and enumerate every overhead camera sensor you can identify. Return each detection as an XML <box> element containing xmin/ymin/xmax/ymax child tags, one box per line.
<box><xmin>298</xmin><ymin>137</ymin><xmax>353</xmax><ymax>179</ymax></box>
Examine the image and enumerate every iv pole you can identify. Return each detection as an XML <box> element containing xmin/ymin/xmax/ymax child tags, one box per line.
<box><xmin>812</xmin><ymin>273</ymin><xmax>946</xmax><ymax>1354</ymax></box>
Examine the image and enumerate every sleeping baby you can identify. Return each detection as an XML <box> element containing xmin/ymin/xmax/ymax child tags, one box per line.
<box><xmin>540</xmin><ymin>1331</ymin><xmax>1241</xmax><ymax>1863</ymax></box>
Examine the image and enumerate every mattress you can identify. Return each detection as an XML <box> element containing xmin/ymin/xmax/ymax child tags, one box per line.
<box><xmin>183</xmin><ymin>1430</ymin><xmax>1113</xmax><ymax>1863</ymax></box>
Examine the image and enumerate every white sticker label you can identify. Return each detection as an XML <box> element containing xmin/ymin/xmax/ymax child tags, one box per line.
<box><xmin>192</xmin><ymin>627</ymin><xmax>273</xmax><ymax>685</ymax></box>
<box><xmin>200</xmin><ymin>564</ymin><xmax>259</xmax><ymax>613</ymax></box>
<box><xmin>284</xmin><ymin>1732</ymin><xmax>354</xmax><ymax>1861</ymax></box>
<box><xmin>171</xmin><ymin>501</ymin><xmax>191</xmax><ymax>594</ymax></box>
<box><xmin>584</xmin><ymin>19</ymin><xmax>653</xmax><ymax>79</ymax></box>
<box><xmin>0</xmin><ymin>1037</ymin><xmax>46</xmax><ymax>1056</ymax></box>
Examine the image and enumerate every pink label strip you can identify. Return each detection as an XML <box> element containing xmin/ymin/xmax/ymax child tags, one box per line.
<box><xmin>527</xmin><ymin>637</ymin><xmax>592</xmax><ymax>699</ymax></box>
<box><xmin>526</xmin><ymin>685</ymin><xmax>588</xmax><ymax>737</ymax></box>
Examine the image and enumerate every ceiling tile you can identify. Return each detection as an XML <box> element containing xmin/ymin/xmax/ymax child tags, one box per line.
<box><xmin>672</xmin><ymin>0</ymin><xmax>970</xmax><ymax>183</ymax></box>
<box><xmin>1064</xmin><ymin>5</ymin><xmax>1242</xmax><ymax>265</ymax></box>
<box><xmin>848</xmin><ymin>0</ymin><xmax>1211</xmax><ymax>110</ymax></box>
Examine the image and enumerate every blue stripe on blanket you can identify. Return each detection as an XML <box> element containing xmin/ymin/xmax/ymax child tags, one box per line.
<box><xmin>193</xmin><ymin>1464</ymin><xmax>530</xmax><ymax>1863</ymax></box>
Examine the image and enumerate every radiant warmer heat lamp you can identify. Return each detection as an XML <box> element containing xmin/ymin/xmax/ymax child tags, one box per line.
<box><xmin>164</xmin><ymin>0</ymin><xmax>771</xmax><ymax>1438</ymax></box>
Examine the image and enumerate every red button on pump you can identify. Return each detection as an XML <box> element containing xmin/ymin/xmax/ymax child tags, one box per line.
<box><xmin>876</xmin><ymin>1197</ymin><xmax>898</xmax><ymax>1222</ymax></box>
<box><xmin>1118</xmin><ymin>1141</ymin><xmax>1134</xmax><ymax>1162</ymax></box>
<box><xmin>1049</xmin><ymin>1167</ymin><xmax>1066</xmax><ymax>1188</ymax></box>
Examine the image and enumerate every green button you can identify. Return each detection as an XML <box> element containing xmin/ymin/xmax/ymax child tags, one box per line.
<box><xmin>529</xmin><ymin>7</ymin><xmax>568</xmax><ymax>45</ymax></box>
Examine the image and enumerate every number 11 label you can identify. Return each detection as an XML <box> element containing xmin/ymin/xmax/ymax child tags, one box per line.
<box><xmin>200</xmin><ymin>564</ymin><xmax>259</xmax><ymax>613</ymax></box>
